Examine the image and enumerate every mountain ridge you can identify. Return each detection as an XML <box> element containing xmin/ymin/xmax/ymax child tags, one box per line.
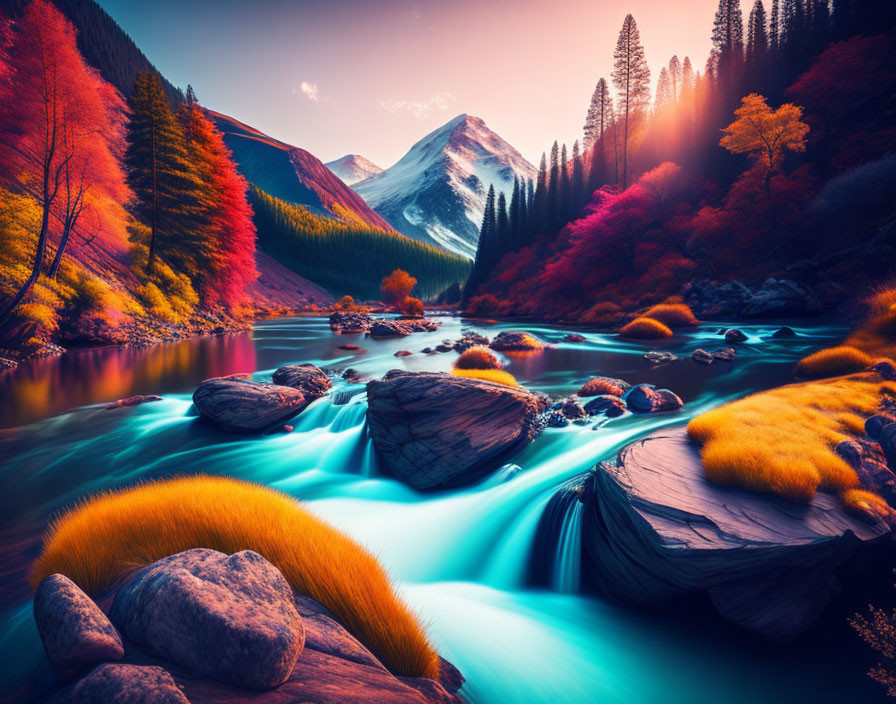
<box><xmin>326</xmin><ymin>154</ymin><xmax>383</xmax><ymax>186</ymax></box>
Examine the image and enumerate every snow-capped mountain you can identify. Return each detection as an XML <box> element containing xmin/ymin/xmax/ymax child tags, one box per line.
<box><xmin>326</xmin><ymin>154</ymin><xmax>383</xmax><ymax>186</ymax></box>
<box><xmin>353</xmin><ymin>114</ymin><xmax>536</xmax><ymax>259</ymax></box>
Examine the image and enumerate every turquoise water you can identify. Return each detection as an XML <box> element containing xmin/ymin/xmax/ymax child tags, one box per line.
<box><xmin>0</xmin><ymin>315</ymin><xmax>885</xmax><ymax>703</ymax></box>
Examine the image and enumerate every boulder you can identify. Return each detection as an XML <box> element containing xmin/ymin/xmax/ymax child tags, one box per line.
<box><xmin>399</xmin><ymin>318</ymin><xmax>439</xmax><ymax>333</ymax></box>
<box><xmin>583</xmin><ymin>395</ymin><xmax>627</xmax><ymax>418</ymax></box>
<box><xmin>577</xmin><ymin>376</ymin><xmax>630</xmax><ymax>397</ymax></box>
<box><xmin>682</xmin><ymin>279</ymin><xmax>753</xmax><ymax>317</ymax></box>
<box><xmin>741</xmin><ymin>278</ymin><xmax>822</xmax><ymax>317</ymax></box>
<box><xmin>453</xmin><ymin>332</ymin><xmax>489</xmax><ymax>352</ymax></box>
<box><xmin>771</xmin><ymin>326</ymin><xmax>797</xmax><ymax>339</ymax></box>
<box><xmin>329</xmin><ymin>311</ymin><xmax>371</xmax><ymax>334</ymax></box>
<box><xmin>366</xmin><ymin>371</ymin><xmax>545</xmax><ymax>489</ymax></box>
<box><xmin>49</xmin><ymin>664</ymin><xmax>189</xmax><ymax>704</ymax></box>
<box><xmin>836</xmin><ymin>439</ymin><xmax>896</xmax><ymax>506</ymax></box>
<box><xmin>625</xmin><ymin>385</ymin><xmax>684</xmax><ymax>413</ymax></box>
<box><xmin>395</xmin><ymin>350</ymin><xmax>412</xmax><ymax>357</ymax></box>
<box><xmin>866</xmin><ymin>414</ymin><xmax>896</xmax><ymax>441</ymax></box>
<box><xmin>724</xmin><ymin>328</ymin><xmax>748</xmax><ymax>343</ymax></box>
<box><xmin>272</xmin><ymin>363</ymin><xmax>332</xmax><ymax>398</ymax></box>
<box><xmin>546</xmin><ymin>411</ymin><xmax>569</xmax><ymax>428</ymax></box>
<box><xmin>873</xmin><ymin>359</ymin><xmax>896</xmax><ymax>381</ymax></box>
<box><xmin>643</xmin><ymin>351</ymin><xmax>678</xmax><ymax>365</ymax></box>
<box><xmin>193</xmin><ymin>378</ymin><xmax>309</xmax><ymax>433</ymax></box>
<box><xmin>691</xmin><ymin>349</ymin><xmax>714</xmax><ymax>365</ymax></box>
<box><xmin>881</xmin><ymin>423</ymin><xmax>896</xmax><ymax>471</ymax></box>
<box><xmin>563</xmin><ymin>333</ymin><xmax>586</xmax><ymax>343</ymax></box>
<box><xmin>34</xmin><ymin>574</ymin><xmax>124</xmax><ymax>680</ymax></box>
<box><xmin>489</xmin><ymin>331</ymin><xmax>544</xmax><ymax>352</ymax></box>
<box><xmin>558</xmin><ymin>397</ymin><xmax>586</xmax><ymax>419</ymax></box>
<box><xmin>109</xmin><ymin>549</ymin><xmax>304</xmax><ymax>689</ymax></box>
<box><xmin>581</xmin><ymin>429</ymin><xmax>895</xmax><ymax>640</ymax></box>
<box><xmin>103</xmin><ymin>395</ymin><xmax>162</xmax><ymax>411</ymax></box>
<box><xmin>369</xmin><ymin>319</ymin><xmax>411</xmax><ymax>338</ymax></box>
<box><xmin>713</xmin><ymin>347</ymin><xmax>737</xmax><ymax>361</ymax></box>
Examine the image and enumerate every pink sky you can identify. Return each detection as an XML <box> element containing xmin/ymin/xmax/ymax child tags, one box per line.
<box><xmin>99</xmin><ymin>0</ymin><xmax>718</xmax><ymax>167</ymax></box>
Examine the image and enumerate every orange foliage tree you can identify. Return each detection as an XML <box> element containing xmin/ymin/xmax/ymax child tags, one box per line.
<box><xmin>720</xmin><ymin>94</ymin><xmax>809</xmax><ymax>196</ymax></box>
<box><xmin>380</xmin><ymin>269</ymin><xmax>417</xmax><ymax>309</ymax></box>
<box><xmin>0</xmin><ymin>0</ymin><xmax>130</xmax><ymax>323</ymax></box>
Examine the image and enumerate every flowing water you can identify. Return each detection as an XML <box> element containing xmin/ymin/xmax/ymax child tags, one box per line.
<box><xmin>0</xmin><ymin>315</ymin><xmax>886</xmax><ymax>703</ymax></box>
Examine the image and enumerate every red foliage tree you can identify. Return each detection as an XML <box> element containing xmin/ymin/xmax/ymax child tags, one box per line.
<box><xmin>180</xmin><ymin>94</ymin><xmax>257</xmax><ymax>309</ymax></box>
<box><xmin>380</xmin><ymin>269</ymin><xmax>417</xmax><ymax>308</ymax></box>
<box><xmin>0</xmin><ymin>0</ymin><xmax>130</xmax><ymax>322</ymax></box>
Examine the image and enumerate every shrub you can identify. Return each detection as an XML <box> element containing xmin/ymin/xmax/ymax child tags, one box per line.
<box><xmin>687</xmin><ymin>373</ymin><xmax>896</xmax><ymax>509</ymax></box>
<box><xmin>851</xmin><ymin>571</ymin><xmax>896</xmax><ymax>699</ymax></box>
<box><xmin>795</xmin><ymin>346</ymin><xmax>873</xmax><ymax>378</ymax></box>
<box><xmin>465</xmin><ymin>293</ymin><xmax>503</xmax><ymax>318</ymax></box>
<box><xmin>579</xmin><ymin>301</ymin><xmax>623</xmax><ymax>325</ymax></box>
<box><xmin>450</xmin><ymin>368</ymin><xmax>518</xmax><ymax>386</ymax></box>
<box><xmin>642</xmin><ymin>303</ymin><xmax>698</xmax><ymax>327</ymax></box>
<box><xmin>336</xmin><ymin>295</ymin><xmax>355</xmax><ymax>310</ymax></box>
<box><xmin>381</xmin><ymin>269</ymin><xmax>417</xmax><ymax>307</ymax></box>
<box><xmin>32</xmin><ymin>476</ymin><xmax>438</xmax><ymax>679</ymax></box>
<box><xmin>619</xmin><ymin>317</ymin><xmax>673</xmax><ymax>339</ymax></box>
<box><xmin>401</xmin><ymin>296</ymin><xmax>424</xmax><ymax>317</ymax></box>
<box><xmin>454</xmin><ymin>346</ymin><xmax>501</xmax><ymax>370</ymax></box>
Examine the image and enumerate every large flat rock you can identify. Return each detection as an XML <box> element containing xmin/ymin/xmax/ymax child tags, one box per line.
<box><xmin>367</xmin><ymin>371</ymin><xmax>545</xmax><ymax>489</ymax></box>
<box><xmin>582</xmin><ymin>428</ymin><xmax>894</xmax><ymax>640</ymax></box>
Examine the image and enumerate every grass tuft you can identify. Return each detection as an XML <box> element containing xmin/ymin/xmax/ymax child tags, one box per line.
<box><xmin>450</xmin><ymin>368</ymin><xmax>519</xmax><ymax>386</ymax></box>
<box><xmin>619</xmin><ymin>317</ymin><xmax>674</xmax><ymax>339</ymax></box>
<box><xmin>454</xmin><ymin>346</ymin><xmax>501</xmax><ymax>370</ymax></box>
<box><xmin>31</xmin><ymin>476</ymin><xmax>439</xmax><ymax>679</ymax></box>
<box><xmin>688</xmin><ymin>373</ymin><xmax>896</xmax><ymax>504</ymax></box>
<box><xmin>795</xmin><ymin>346</ymin><xmax>873</xmax><ymax>379</ymax></box>
<box><xmin>642</xmin><ymin>303</ymin><xmax>698</xmax><ymax>327</ymax></box>
<box><xmin>842</xmin><ymin>489</ymin><xmax>893</xmax><ymax>521</ymax></box>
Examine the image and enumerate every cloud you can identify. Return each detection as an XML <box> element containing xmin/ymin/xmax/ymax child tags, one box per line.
<box><xmin>300</xmin><ymin>81</ymin><xmax>320</xmax><ymax>102</ymax></box>
<box><xmin>378</xmin><ymin>92</ymin><xmax>455</xmax><ymax>118</ymax></box>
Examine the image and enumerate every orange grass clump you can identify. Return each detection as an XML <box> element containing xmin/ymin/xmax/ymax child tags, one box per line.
<box><xmin>454</xmin><ymin>346</ymin><xmax>501</xmax><ymax>370</ymax></box>
<box><xmin>687</xmin><ymin>373</ymin><xmax>896</xmax><ymax>505</ymax></box>
<box><xmin>794</xmin><ymin>346</ymin><xmax>873</xmax><ymax>379</ymax></box>
<box><xmin>450</xmin><ymin>368</ymin><xmax>518</xmax><ymax>386</ymax></box>
<box><xmin>842</xmin><ymin>489</ymin><xmax>894</xmax><ymax>522</ymax></box>
<box><xmin>619</xmin><ymin>317</ymin><xmax>674</xmax><ymax>339</ymax></box>
<box><xmin>642</xmin><ymin>303</ymin><xmax>699</xmax><ymax>327</ymax></box>
<box><xmin>846</xmin><ymin>293</ymin><xmax>896</xmax><ymax>359</ymax></box>
<box><xmin>31</xmin><ymin>476</ymin><xmax>439</xmax><ymax>679</ymax></box>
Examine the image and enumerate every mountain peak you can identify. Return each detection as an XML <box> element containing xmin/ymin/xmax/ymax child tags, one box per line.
<box><xmin>326</xmin><ymin>154</ymin><xmax>383</xmax><ymax>186</ymax></box>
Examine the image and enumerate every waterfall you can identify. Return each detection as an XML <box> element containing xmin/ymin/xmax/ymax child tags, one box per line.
<box><xmin>551</xmin><ymin>499</ymin><xmax>583</xmax><ymax>594</ymax></box>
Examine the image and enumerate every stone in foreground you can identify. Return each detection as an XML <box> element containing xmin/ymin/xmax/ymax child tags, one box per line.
<box><xmin>272</xmin><ymin>363</ymin><xmax>332</xmax><ymax>397</ymax></box>
<box><xmin>192</xmin><ymin>377</ymin><xmax>309</xmax><ymax>432</ymax></box>
<box><xmin>582</xmin><ymin>429</ymin><xmax>894</xmax><ymax>640</ymax></box>
<box><xmin>367</xmin><ymin>371</ymin><xmax>545</xmax><ymax>489</ymax></box>
<box><xmin>110</xmin><ymin>549</ymin><xmax>304</xmax><ymax>689</ymax></box>
<box><xmin>49</xmin><ymin>664</ymin><xmax>189</xmax><ymax>704</ymax></box>
<box><xmin>34</xmin><ymin>574</ymin><xmax>124</xmax><ymax>680</ymax></box>
<box><xmin>625</xmin><ymin>385</ymin><xmax>684</xmax><ymax>413</ymax></box>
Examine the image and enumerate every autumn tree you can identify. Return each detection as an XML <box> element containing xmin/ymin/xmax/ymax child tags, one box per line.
<box><xmin>612</xmin><ymin>14</ymin><xmax>651</xmax><ymax>188</ymax></box>
<box><xmin>126</xmin><ymin>71</ymin><xmax>204</xmax><ymax>272</ymax></box>
<box><xmin>720</xmin><ymin>93</ymin><xmax>809</xmax><ymax>195</ymax></box>
<box><xmin>0</xmin><ymin>0</ymin><xmax>129</xmax><ymax>323</ymax></box>
<box><xmin>381</xmin><ymin>269</ymin><xmax>417</xmax><ymax>309</ymax></box>
<box><xmin>179</xmin><ymin>91</ymin><xmax>257</xmax><ymax>309</ymax></box>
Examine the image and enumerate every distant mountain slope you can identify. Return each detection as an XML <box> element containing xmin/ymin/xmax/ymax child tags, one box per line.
<box><xmin>326</xmin><ymin>155</ymin><xmax>383</xmax><ymax>186</ymax></box>
<box><xmin>354</xmin><ymin>114</ymin><xmax>536</xmax><ymax>259</ymax></box>
<box><xmin>0</xmin><ymin>0</ymin><xmax>181</xmax><ymax>103</ymax></box>
<box><xmin>209</xmin><ymin>111</ymin><xmax>395</xmax><ymax>233</ymax></box>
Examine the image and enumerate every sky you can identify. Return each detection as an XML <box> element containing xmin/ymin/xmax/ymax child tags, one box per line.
<box><xmin>97</xmin><ymin>0</ymin><xmax>718</xmax><ymax>169</ymax></box>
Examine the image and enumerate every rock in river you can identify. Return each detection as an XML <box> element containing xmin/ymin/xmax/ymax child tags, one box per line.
<box><xmin>489</xmin><ymin>331</ymin><xmax>544</xmax><ymax>352</ymax></box>
<box><xmin>272</xmin><ymin>363</ymin><xmax>332</xmax><ymax>397</ymax></box>
<box><xmin>34</xmin><ymin>574</ymin><xmax>124</xmax><ymax>680</ymax></box>
<box><xmin>577</xmin><ymin>376</ymin><xmax>630</xmax><ymax>397</ymax></box>
<box><xmin>581</xmin><ymin>429</ymin><xmax>895</xmax><ymax>640</ymax></box>
<box><xmin>366</xmin><ymin>371</ymin><xmax>546</xmax><ymax>489</ymax></box>
<box><xmin>110</xmin><ymin>549</ymin><xmax>304</xmax><ymax>689</ymax></box>
<box><xmin>193</xmin><ymin>377</ymin><xmax>310</xmax><ymax>432</ymax></box>
<box><xmin>625</xmin><ymin>385</ymin><xmax>683</xmax><ymax>413</ymax></box>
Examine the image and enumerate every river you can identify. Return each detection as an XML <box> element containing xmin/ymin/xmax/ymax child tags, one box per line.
<box><xmin>0</xmin><ymin>315</ymin><xmax>886</xmax><ymax>703</ymax></box>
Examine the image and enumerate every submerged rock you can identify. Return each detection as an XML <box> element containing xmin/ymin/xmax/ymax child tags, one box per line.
<box><xmin>771</xmin><ymin>326</ymin><xmax>797</xmax><ymax>339</ymax></box>
<box><xmin>272</xmin><ymin>363</ymin><xmax>332</xmax><ymax>398</ymax></box>
<box><xmin>563</xmin><ymin>333</ymin><xmax>586</xmax><ymax>343</ymax></box>
<box><xmin>103</xmin><ymin>395</ymin><xmax>162</xmax><ymax>411</ymax></box>
<box><xmin>366</xmin><ymin>371</ymin><xmax>545</xmax><ymax>489</ymax></box>
<box><xmin>489</xmin><ymin>331</ymin><xmax>544</xmax><ymax>352</ymax></box>
<box><xmin>713</xmin><ymin>347</ymin><xmax>736</xmax><ymax>361</ymax></box>
<box><xmin>583</xmin><ymin>395</ymin><xmax>627</xmax><ymax>418</ymax></box>
<box><xmin>691</xmin><ymin>349</ymin><xmax>714</xmax><ymax>365</ymax></box>
<box><xmin>453</xmin><ymin>331</ymin><xmax>489</xmax><ymax>352</ymax></box>
<box><xmin>625</xmin><ymin>385</ymin><xmax>684</xmax><ymax>413</ymax></box>
<box><xmin>48</xmin><ymin>664</ymin><xmax>188</xmax><ymax>704</ymax></box>
<box><xmin>643</xmin><ymin>351</ymin><xmax>678</xmax><ymax>365</ymax></box>
<box><xmin>724</xmin><ymin>328</ymin><xmax>748</xmax><ymax>343</ymax></box>
<box><xmin>581</xmin><ymin>429</ymin><xmax>894</xmax><ymax>640</ymax></box>
<box><xmin>34</xmin><ymin>574</ymin><xmax>124</xmax><ymax>680</ymax></box>
<box><xmin>110</xmin><ymin>549</ymin><xmax>304</xmax><ymax>689</ymax></box>
<box><xmin>192</xmin><ymin>377</ymin><xmax>309</xmax><ymax>432</ymax></box>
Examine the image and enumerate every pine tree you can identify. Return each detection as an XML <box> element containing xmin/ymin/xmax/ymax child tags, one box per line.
<box><xmin>612</xmin><ymin>14</ymin><xmax>651</xmax><ymax>188</ymax></box>
<box><xmin>583</xmin><ymin>79</ymin><xmax>612</xmax><ymax>150</ymax></box>
<box><xmin>747</xmin><ymin>1</ymin><xmax>769</xmax><ymax>72</ymax></box>
<box><xmin>548</xmin><ymin>141</ymin><xmax>560</xmax><ymax>229</ymax></box>
<box><xmin>509</xmin><ymin>177</ymin><xmax>521</xmax><ymax>250</ymax></box>
<box><xmin>655</xmin><ymin>67</ymin><xmax>673</xmax><ymax>111</ymax></box>
<box><xmin>668</xmin><ymin>56</ymin><xmax>683</xmax><ymax>102</ymax></box>
<box><xmin>496</xmin><ymin>191</ymin><xmax>509</xmax><ymax>261</ymax></box>
<box><xmin>571</xmin><ymin>140</ymin><xmax>585</xmax><ymax>211</ymax></box>
<box><xmin>712</xmin><ymin>0</ymin><xmax>745</xmax><ymax>73</ymax></box>
<box><xmin>559</xmin><ymin>143</ymin><xmax>571</xmax><ymax>222</ymax></box>
<box><xmin>126</xmin><ymin>71</ymin><xmax>204</xmax><ymax>271</ymax></box>
<box><xmin>770</xmin><ymin>0</ymin><xmax>780</xmax><ymax>55</ymax></box>
<box><xmin>588</xmin><ymin>80</ymin><xmax>614</xmax><ymax>191</ymax></box>
<box><xmin>464</xmin><ymin>184</ymin><xmax>497</xmax><ymax>303</ymax></box>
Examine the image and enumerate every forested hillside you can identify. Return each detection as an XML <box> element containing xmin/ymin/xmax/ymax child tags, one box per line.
<box><xmin>251</xmin><ymin>188</ymin><xmax>470</xmax><ymax>300</ymax></box>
